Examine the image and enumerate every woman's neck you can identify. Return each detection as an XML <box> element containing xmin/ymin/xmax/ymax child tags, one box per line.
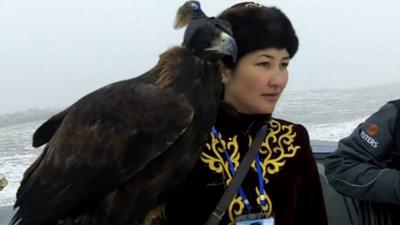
<box><xmin>215</xmin><ymin>103</ymin><xmax>271</xmax><ymax>135</ymax></box>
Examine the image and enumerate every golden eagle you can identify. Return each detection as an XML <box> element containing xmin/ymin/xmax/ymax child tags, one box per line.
<box><xmin>11</xmin><ymin>1</ymin><xmax>237</xmax><ymax>225</ymax></box>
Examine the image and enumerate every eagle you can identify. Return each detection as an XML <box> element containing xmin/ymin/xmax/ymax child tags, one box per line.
<box><xmin>11</xmin><ymin>1</ymin><xmax>237</xmax><ymax>225</ymax></box>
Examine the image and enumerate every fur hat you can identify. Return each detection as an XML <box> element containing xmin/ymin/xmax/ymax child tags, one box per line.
<box><xmin>218</xmin><ymin>2</ymin><xmax>298</xmax><ymax>63</ymax></box>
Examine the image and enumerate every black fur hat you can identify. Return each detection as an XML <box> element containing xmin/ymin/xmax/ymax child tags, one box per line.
<box><xmin>218</xmin><ymin>2</ymin><xmax>298</xmax><ymax>63</ymax></box>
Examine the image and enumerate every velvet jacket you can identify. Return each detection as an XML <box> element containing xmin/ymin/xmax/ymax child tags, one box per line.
<box><xmin>164</xmin><ymin>106</ymin><xmax>328</xmax><ymax>225</ymax></box>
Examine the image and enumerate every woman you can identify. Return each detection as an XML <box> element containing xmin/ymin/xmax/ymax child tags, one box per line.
<box><xmin>163</xmin><ymin>2</ymin><xmax>328</xmax><ymax>225</ymax></box>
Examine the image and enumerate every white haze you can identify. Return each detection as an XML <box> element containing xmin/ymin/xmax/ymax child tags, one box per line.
<box><xmin>0</xmin><ymin>0</ymin><xmax>399</xmax><ymax>114</ymax></box>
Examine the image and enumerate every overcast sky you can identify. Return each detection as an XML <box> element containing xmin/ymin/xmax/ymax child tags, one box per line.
<box><xmin>1</xmin><ymin>0</ymin><xmax>399</xmax><ymax>114</ymax></box>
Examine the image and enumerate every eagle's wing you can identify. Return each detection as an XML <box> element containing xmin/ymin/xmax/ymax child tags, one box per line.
<box><xmin>13</xmin><ymin>78</ymin><xmax>195</xmax><ymax>224</ymax></box>
<box><xmin>32</xmin><ymin>107</ymin><xmax>70</xmax><ymax>147</ymax></box>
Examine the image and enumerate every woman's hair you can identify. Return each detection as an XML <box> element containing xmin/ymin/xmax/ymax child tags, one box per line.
<box><xmin>218</xmin><ymin>2</ymin><xmax>299</xmax><ymax>68</ymax></box>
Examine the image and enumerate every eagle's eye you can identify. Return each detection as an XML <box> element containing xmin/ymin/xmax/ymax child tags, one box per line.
<box><xmin>190</xmin><ymin>3</ymin><xmax>199</xmax><ymax>11</ymax></box>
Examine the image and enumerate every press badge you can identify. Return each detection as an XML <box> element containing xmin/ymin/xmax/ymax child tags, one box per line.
<box><xmin>235</xmin><ymin>213</ymin><xmax>274</xmax><ymax>225</ymax></box>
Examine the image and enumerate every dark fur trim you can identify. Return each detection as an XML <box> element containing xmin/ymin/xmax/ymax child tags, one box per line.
<box><xmin>218</xmin><ymin>5</ymin><xmax>298</xmax><ymax>61</ymax></box>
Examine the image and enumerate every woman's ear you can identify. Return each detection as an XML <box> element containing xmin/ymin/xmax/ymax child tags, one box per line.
<box><xmin>220</xmin><ymin>64</ymin><xmax>232</xmax><ymax>84</ymax></box>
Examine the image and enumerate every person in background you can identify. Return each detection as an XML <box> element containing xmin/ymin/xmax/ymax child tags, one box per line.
<box><xmin>325</xmin><ymin>100</ymin><xmax>400</xmax><ymax>221</ymax></box>
<box><xmin>161</xmin><ymin>2</ymin><xmax>328</xmax><ymax>225</ymax></box>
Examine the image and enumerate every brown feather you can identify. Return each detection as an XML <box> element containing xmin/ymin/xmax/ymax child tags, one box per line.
<box><xmin>173</xmin><ymin>4</ymin><xmax>192</xmax><ymax>29</ymax></box>
<box><xmin>155</xmin><ymin>47</ymin><xmax>185</xmax><ymax>87</ymax></box>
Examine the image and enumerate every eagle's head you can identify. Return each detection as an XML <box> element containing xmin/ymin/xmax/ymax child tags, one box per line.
<box><xmin>187</xmin><ymin>17</ymin><xmax>238</xmax><ymax>63</ymax></box>
<box><xmin>174</xmin><ymin>1</ymin><xmax>205</xmax><ymax>29</ymax></box>
<box><xmin>175</xmin><ymin>1</ymin><xmax>238</xmax><ymax>63</ymax></box>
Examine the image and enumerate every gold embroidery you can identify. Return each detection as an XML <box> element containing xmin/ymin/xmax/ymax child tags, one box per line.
<box><xmin>255</xmin><ymin>186</ymin><xmax>272</xmax><ymax>215</ymax></box>
<box><xmin>227</xmin><ymin>195</ymin><xmax>245</xmax><ymax>225</ymax></box>
<box><xmin>201</xmin><ymin>133</ymin><xmax>241</xmax><ymax>183</ymax></box>
<box><xmin>201</xmin><ymin>119</ymin><xmax>301</xmax><ymax>223</ymax></box>
<box><xmin>244</xmin><ymin>2</ymin><xmax>263</xmax><ymax>8</ymax></box>
<box><xmin>260</xmin><ymin>120</ymin><xmax>300</xmax><ymax>176</ymax></box>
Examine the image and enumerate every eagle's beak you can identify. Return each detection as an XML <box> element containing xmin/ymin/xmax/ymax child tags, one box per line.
<box><xmin>205</xmin><ymin>32</ymin><xmax>238</xmax><ymax>62</ymax></box>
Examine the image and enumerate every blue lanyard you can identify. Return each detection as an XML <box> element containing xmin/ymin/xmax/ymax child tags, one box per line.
<box><xmin>211</xmin><ymin>126</ymin><xmax>267</xmax><ymax>213</ymax></box>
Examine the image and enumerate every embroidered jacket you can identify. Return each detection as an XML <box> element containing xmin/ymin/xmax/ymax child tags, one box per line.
<box><xmin>164</xmin><ymin>105</ymin><xmax>328</xmax><ymax>225</ymax></box>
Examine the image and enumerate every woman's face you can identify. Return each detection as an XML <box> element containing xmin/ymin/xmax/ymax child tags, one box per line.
<box><xmin>223</xmin><ymin>48</ymin><xmax>290</xmax><ymax>114</ymax></box>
